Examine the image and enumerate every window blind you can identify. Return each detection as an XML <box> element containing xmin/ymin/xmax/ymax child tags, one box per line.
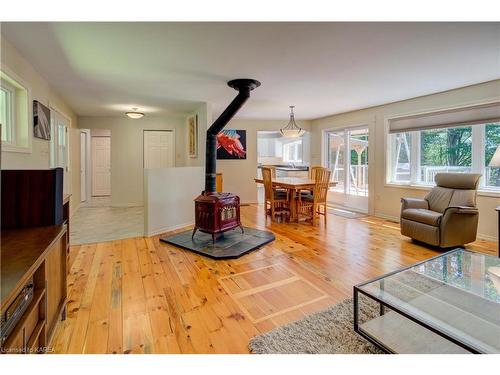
<box><xmin>388</xmin><ymin>102</ymin><xmax>500</xmax><ymax>134</ymax></box>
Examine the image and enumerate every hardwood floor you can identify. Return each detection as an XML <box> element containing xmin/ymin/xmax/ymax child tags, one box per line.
<box><xmin>51</xmin><ymin>204</ymin><xmax>497</xmax><ymax>354</ymax></box>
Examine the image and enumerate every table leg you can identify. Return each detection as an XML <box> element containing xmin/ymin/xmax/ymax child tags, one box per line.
<box><xmin>288</xmin><ymin>188</ymin><xmax>296</xmax><ymax>222</ymax></box>
<box><xmin>292</xmin><ymin>188</ymin><xmax>300</xmax><ymax>222</ymax></box>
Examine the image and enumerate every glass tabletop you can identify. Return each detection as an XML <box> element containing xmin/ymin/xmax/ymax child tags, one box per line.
<box><xmin>357</xmin><ymin>249</ymin><xmax>500</xmax><ymax>353</ymax></box>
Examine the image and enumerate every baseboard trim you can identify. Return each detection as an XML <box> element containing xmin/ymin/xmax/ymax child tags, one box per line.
<box><xmin>146</xmin><ymin>222</ymin><xmax>193</xmax><ymax>237</ymax></box>
<box><xmin>111</xmin><ymin>203</ymin><xmax>143</xmax><ymax>208</ymax></box>
<box><xmin>477</xmin><ymin>233</ymin><xmax>498</xmax><ymax>242</ymax></box>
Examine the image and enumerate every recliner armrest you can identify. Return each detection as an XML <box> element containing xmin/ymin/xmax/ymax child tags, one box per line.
<box><xmin>443</xmin><ymin>206</ymin><xmax>478</xmax><ymax>215</ymax></box>
<box><xmin>401</xmin><ymin>197</ymin><xmax>429</xmax><ymax>210</ymax></box>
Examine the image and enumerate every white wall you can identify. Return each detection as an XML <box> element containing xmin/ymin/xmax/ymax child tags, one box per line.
<box><xmin>216</xmin><ymin>119</ymin><xmax>312</xmax><ymax>203</ymax></box>
<box><xmin>78</xmin><ymin>115</ymin><xmax>191</xmax><ymax>207</ymax></box>
<box><xmin>310</xmin><ymin>80</ymin><xmax>500</xmax><ymax>240</ymax></box>
<box><xmin>1</xmin><ymin>35</ymin><xmax>81</xmax><ymax>214</ymax></box>
<box><xmin>144</xmin><ymin>167</ymin><xmax>204</xmax><ymax>235</ymax></box>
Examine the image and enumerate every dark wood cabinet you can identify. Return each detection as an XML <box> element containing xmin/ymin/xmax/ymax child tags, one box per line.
<box><xmin>1</xmin><ymin>226</ymin><xmax>67</xmax><ymax>354</ymax></box>
<box><xmin>45</xmin><ymin>236</ymin><xmax>67</xmax><ymax>341</ymax></box>
<box><xmin>1</xmin><ymin>168</ymin><xmax>70</xmax><ymax>354</ymax></box>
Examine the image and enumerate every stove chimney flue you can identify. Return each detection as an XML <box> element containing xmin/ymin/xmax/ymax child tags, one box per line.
<box><xmin>204</xmin><ymin>79</ymin><xmax>261</xmax><ymax>193</ymax></box>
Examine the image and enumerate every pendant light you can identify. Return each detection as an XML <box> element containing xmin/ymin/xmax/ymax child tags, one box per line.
<box><xmin>280</xmin><ymin>106</ymin><xmax>305</xmax><ymax>138</ymax></box>
<box><xmin>126</xmin><ymin>108</ymin><xmax>145</xmax><ymax>119</ymax></box>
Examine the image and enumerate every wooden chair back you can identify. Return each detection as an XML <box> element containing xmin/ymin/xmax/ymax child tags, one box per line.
<box><xmin>262</xmin><ymin>165</ymin><xmax>277</xmax><ymax>178</ymax></box>
<box><xmin>313</xmin><ymin>168</ymin><xmax>332</xmax><ymax>204</ymax></box>
<box><xmin>309</xmin><ymin>165</ymin><xmax>323</xmax><ymax>180</ymax></box>
<box><xmin>262</xmin><ymin>167</ymin><xmax>274</xmax><ymax>202</ymax></box>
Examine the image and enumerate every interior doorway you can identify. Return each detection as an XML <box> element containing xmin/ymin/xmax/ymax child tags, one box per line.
<box><xmin>325</xmin><ymin>126</ymin><xmax>369</xmax><ymax>212</ymax></box>
<box><xmin>91</xmin><ymin>135</ymin><xmax>111</xmax><ymax>196</ymax></box>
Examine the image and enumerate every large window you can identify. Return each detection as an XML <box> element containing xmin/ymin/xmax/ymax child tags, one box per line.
<box><xmin>420</xmin><ymin>126</ymin><xmax>473</xmax><ymax>182</ymax></box>
<box><xmin>388</xmin><ymin>122</ymin><xmax>500</xmax><ymax>190</ymax></box>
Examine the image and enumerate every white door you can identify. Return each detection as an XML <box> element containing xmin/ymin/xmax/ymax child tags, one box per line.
<box><xmin>80</xmin><ymin>132</ymin><xmax>87</xmax><ymax>202</ymax></box>
<box><xmin>91</xmin><ymin>136</ymin><xmax>111</xmax><ymax>196</ymax></box>
<box><xmin>143</xmin><ymin>130</ymin><xmax>174</xmax><ymax>168</ymax></box>
<box><xmin>326</xmin><ymin>126</ymin><xmax>369</xmax><ymax>212</ymax></box>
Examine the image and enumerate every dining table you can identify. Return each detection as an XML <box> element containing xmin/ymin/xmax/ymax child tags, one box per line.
<box><xmin>254</xmin><ymin>176</ymin><xmax>337</xmax><ymax>222</ymax></box>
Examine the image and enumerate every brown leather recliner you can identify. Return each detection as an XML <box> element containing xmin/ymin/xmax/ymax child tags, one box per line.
<box><xmin>400</xmin><ymin>173</ymin><xmax>481</xmax><ymax>247</ymax></box>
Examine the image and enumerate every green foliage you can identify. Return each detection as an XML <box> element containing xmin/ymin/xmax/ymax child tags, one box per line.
<box><xmin>420</xmin><ymin>126</ymin><xmax>472</xmax><ymax>166</ymax></box>
<box><xmin>485</xmin><ymin>123</ymin><xmax>500</xmax><ymax>165</ymax></box>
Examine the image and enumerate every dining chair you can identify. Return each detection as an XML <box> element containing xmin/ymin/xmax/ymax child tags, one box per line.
<box><xmin>309</xmin><ymin>165</ymin><xmax>323</xmax><ymax>179</ymax></box>
<box><xmin>262</xmin><ymin>167</ymin><xmax>289</xmax><ymax>221</ymax></box>
<box><xmin>297</xmin><ymin>168</ymin><xmax>332</xmax><ymax>225</ymax></box>
<box><xmin>301</xmin><ymin>165</ymin><xmax>325</xmax><ymax>196</ymax></box>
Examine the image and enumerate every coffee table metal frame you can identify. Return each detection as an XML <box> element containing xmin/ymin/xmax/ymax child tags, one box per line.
<box><xmin>353</xmin><ymin>248</ymin><xmax>485</xmax><ymax>354</ymax></box>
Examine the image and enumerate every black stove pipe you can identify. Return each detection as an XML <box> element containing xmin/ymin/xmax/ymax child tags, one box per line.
<box><xmin>204</xmin><ymin>79</ymin><xmax>261</xmax><ymax>193</ymax></box>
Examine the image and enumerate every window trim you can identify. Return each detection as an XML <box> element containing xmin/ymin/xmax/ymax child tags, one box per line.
<box><xmin>0</xmin><ymin>65</ymin><xmax>32</xmax><ymax>154</ymax></box>
<box><xmin>384</xmin><ymin>99</ymin><xmax>500</xmax><ymax>193</ymax></box>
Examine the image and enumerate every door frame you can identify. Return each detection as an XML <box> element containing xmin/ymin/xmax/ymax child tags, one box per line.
<box><xmin>322</xmin><ymin>123</ymin><xmax>374</xmax><ymax>214</ymax></box>
<box><xmin>142</xmin><ymin>129</ymin><xmax>176</xmax><ymax>169</ymax></box>
<box><xmin>49</xmin><ymin>105</ymin><xmax>71</xmax><ymax>195</ymax></box>
<box><xmin>79</xmin><ymin>129</ymin><xmax>91</xmax><ymax>202</ymax></box>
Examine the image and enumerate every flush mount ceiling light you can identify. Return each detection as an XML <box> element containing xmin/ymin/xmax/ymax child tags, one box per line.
<box><xmin>125</xmin><ymin>108</ymin><xmax>144</xmax><ymax>119</ymax></box>
<box><xmin>280</xmin><ymin>106</ymin><xmax>305</xmax><ymax>138</ymax></box>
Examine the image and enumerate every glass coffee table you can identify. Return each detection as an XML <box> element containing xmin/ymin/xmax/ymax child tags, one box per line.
<box><xmin>354</xmin><ymin>249</ymin><xmax>500</xmax><ymax>353</ymax></box>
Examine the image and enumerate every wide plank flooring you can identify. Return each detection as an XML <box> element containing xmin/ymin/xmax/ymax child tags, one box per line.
<box><xmin>51</xmin><ymin>204</ymin><xmax>497</xmax><ymax>353</ymax></box>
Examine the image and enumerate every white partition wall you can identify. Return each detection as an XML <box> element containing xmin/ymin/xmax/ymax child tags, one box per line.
<box><xmin>144</xmin><ymin>167</ymin><xmax>204</xmax><ymax>236</ymax></box>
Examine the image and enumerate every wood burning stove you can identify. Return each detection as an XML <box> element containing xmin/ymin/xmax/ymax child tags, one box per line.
<box><xmin>192</xmin><ymin>78</ymin><xmax>260</xmax><ymax>242</ymax></box>
<box><xmin>193</xmin><ymin>192</ymin><xmax>243</xmax><ymax>242</ymax></box>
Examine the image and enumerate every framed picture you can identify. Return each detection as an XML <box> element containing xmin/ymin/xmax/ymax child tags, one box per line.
<box><xmin>188</xmin><ymin>115</ymin><xmax>198</xmax><ymax>158</ymax></box>
<box><xmin>33</xmin><ymin>100</ymin><xmax>51</xmax><ymax>140</ymax></box>
<box><xmin>216</xmin><ymin>129</ymin><xmax>247</xmax><ymax>160</ymax></box>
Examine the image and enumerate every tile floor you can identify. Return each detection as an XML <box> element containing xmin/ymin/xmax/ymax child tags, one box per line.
<box><xmin>70</xmin><ymin>196</ymin><xmax>144</xmax><ymax>245</ymax></box>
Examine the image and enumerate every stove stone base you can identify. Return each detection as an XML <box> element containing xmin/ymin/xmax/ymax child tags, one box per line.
<box><xmin>160</xmin><ymin>227</ymin><xmax>275</xmax><ymax>259</ymax></box>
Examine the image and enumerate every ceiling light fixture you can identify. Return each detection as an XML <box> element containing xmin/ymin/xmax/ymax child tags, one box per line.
<box><xmin>126</xmin><ymin>108</ymin><xmax>145</xmax><ymax>119</ymax></box>
<box><xmin>280</xmin><ymin>106</ymin><xmax>305</xmax><ymax>138</ymax></box>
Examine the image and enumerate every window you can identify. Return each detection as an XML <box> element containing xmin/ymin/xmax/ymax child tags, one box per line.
<box><xmin>257</xmin><ymin>131</ymin><xmax>306</xmax><ymax>164</ymax></box>
<box><xmin>388</xmin><ymin>122</ymin><xmax>500</xmax><ymax>191</ymax></box>
<box><xmin>0</xmin><ymin>69</ymin><xmax>30</xmax><ymax>151</ymax></box>
<box><xmin>485</xmin><ymin>123</ymin><xmax>500</xmax><ymax>188</ymax></box>
<box><xmin>0</xmin><ymin>81</ymin><xmax>15</xmax><ymax>144</ymax></box>
<box><xmin>283</xmin><ymin>140</ymin><xmax>303</xmax><ymax>163</ymax></box>
<box><xmin>389</xmin><ymin>132</ymin><xmax>411</xmax><ymax>183</ymax></box>
<box><xmin>419</xmin><ymin>126</ymin><xmax>472</xmax><ymax>184</ymax></box>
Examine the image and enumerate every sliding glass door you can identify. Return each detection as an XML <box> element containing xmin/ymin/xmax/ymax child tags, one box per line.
<box><xmin>326</xmin><ymin>126</ymin><xmax>369</xmax><ymax>212</ymax></box>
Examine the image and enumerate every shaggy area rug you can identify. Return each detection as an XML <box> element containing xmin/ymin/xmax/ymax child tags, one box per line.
<box><xmin>249</xmin><ymin>297</ymin><xmax>384</xmax><ymax>354</ymax></box>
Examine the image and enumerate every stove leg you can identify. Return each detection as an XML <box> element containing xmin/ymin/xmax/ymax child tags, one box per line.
<box><xmin>212</xmin><ymin>233</ymin><xmax>216</xmax><ymax>244</ymax></box>
<box><xmin>192</xmin><ymin>227</ymin><xmax>197</xmax><ymax>239</ymax></box>
<box><xmin>240</xmin><ymin>225</ymin><xmax>244</xmax><ymax>234</ymax></box>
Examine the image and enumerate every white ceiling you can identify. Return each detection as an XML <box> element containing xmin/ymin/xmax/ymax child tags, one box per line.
<box><xmin>1</xmin><ymin>22</ymin><xmax>499</xmax><ymax>120</ymax></box>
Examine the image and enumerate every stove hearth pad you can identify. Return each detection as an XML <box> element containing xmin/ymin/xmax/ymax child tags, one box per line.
<box><xmin>160</xmin><ymin>227</ymin><xmax>275</xmax><ymax>259</ymax></box>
